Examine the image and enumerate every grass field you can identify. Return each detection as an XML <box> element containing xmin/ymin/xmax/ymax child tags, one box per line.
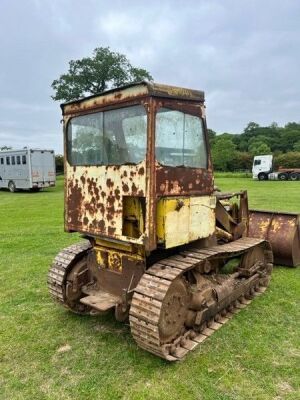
<box><xmin>0</xmin><ymin>176</ymin><xmax>299</xmax><ymax>400</ymax></box>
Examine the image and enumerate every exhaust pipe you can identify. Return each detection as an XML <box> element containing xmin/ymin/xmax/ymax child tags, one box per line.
<box><xmin>248</xmin><ymin>210</ymin><xmax>300</xmax><ymax>267</ymax></box>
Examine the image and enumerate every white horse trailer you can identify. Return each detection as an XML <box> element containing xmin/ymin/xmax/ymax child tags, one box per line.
<box><xmin>0</xmin><ymin>149</ymin><xmax>56</xmax><ymax>192</ymax></box>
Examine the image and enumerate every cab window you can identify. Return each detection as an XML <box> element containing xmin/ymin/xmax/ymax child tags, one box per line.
<box><xmin>155</xmin><ymin>108</ymin><xmax>207</xmax><ymax>168</ymax></box>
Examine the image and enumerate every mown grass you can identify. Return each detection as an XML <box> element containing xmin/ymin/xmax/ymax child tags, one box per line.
<box><xmin>0</xmin><ymin>175</ymin><xmax>299</xmax><ymax>400</ymax></box>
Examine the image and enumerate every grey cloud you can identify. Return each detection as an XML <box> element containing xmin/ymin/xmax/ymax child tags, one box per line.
<box><xmin>0</xmin><ymin>0</ymin><xmax>300</xmax><ymax>153</ymax></box>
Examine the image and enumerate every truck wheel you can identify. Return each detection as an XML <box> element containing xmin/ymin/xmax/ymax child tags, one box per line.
<box><xmin>278</xmin><ymin>173</ymin><xmax>288</xmax><ymax>181</ymax></box>
<box><xmin>8</xmin><ymin>181</ymin><xmax>16</xmax><ymax>193</ymax></box>
<box><xmin>258</xmin><ymin>173</ymin><xmax>268</xmax><ymax>181</ymax></box>
<box><xmin>289</xmin><ymin>172</ymin><xmax>299</xmax><ymax>181</ymax></box>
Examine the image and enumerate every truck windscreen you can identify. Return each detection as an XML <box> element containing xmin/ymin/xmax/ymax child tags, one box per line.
<box><xmin>67</xmin><ymin>105</ymin><xmax>147</xmax><ymax>166</ymax></box>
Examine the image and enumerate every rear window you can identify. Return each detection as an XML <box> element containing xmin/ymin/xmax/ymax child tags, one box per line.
<box><xmin>6</xmin><ymin>157</ymin><xmax>10</xmax><ymax>165</ymax></box>
<box><xmin>0</xmin><ymin>158</ymin><xmax>3</xmax><ymax>165</ymax></box>
<box><xmin>17</xmin><ymin>155</ymin><xmax>21</xmax><ymax>165</ymax></box>
<box><xmin>22</xmin><ymin>155</ymin><xmax>27</xmax><ymax>164</ymax></box>
<box><xmin>12</xmin><ymin>156</ymin><xmax>15</xmax><ymax>165</ymax></box>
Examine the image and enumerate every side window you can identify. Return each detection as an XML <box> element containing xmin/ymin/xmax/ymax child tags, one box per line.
<box><xmin>6</xmin><ymin>157</ymin><xmax>10</xmax><ymax>165</ymax></box>
<box><xmin>12</xmin><ymin>156</ymin><xmax>15</xmax><ymax>165</ymax></box>
<box><xmin>0</xmin><ymin>158</ymin><xmax>3</xmax><ymax>165</ymax></box>
<box><xmin>156</xmin><ymin>108</ymin><xmax>207</xmax><ymax>168</ymax></box>
<box><xmin>254</xmin><ymin>160</ymin><xmax>261</xmax><ymax>166</ymax></box>
<box><xmin>22</xmin><ymin>155</ymin><xmax>27</xmax><ymax>165</ymax></box>
<box><xmin>16</xmin><ymin>156</ymin><xmax>21</xmax><ymax>165</ymax></box>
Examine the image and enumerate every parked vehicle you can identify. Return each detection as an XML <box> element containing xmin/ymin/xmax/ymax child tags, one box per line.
<box><xmin>48</xmin><ymin>81</ymin><xmax>299</xmax><ymax>362</ymax></box>
<box><xmin>0</xmin><ymin>149</ymin><xmax>56</xmax><ymax>192</ymax></box>
<box><xmin>252</xmin><ymin>154</ymin><xmax>300</xmax><ymax>180</ymax></box>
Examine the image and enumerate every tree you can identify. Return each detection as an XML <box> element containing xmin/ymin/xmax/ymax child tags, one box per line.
<box><xmin>293</xmin><ymin>140</ymin><xmax>300</xmax><ymax>152</ymax></box>
<box><xmin>51</xmin><ymin>47</ymin><xmax>153</xmax><ymax>102</ymax></box>
<box><xmin>211</xmin><ymin>136</ymin><xmax>237</xmax><ymax>171</ymax></box>
<box><xmin>248</xmin><ymin>141</ymin><xmax>271</xmax><ymax>156</ymax></box>
<box><xmin>55</xmin><ymin>154</ymin><xmax>64</xmax><ymax>174</ymax></box>
<box><xmin>0</xmin><ymin>146</ymin><xmax>12</xmax><ymax>150</ymax></box>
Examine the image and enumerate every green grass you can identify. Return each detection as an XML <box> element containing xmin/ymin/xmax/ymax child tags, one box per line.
<box><xmin>0</xmin><ymin>175</ymin><xmax>299</xmax><ymax>400</ymax></box>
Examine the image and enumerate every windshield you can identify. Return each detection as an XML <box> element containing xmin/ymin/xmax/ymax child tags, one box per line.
<box><xmin>67</xmin><ymin>105</ymin><xmax>147</xmax><ymax>166</ymax></box>
<box><xmin>155</xmin><ymin>108</ymin><xmax>207</xmax><ymax>168</ymax></box>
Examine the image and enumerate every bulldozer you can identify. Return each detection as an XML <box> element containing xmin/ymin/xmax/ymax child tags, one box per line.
<box><xmin>48</xmin><ymin>82</ymin><xmax>299</xmax><ymax>361</ymax></box>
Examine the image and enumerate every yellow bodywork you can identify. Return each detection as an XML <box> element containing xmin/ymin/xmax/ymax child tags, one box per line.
<box><xmin>157</xmin><ymin>196</ymin><xmax>216</xmax><ymax>248</ymax></box>
<box><xmin>94</xmin><ymin>239</ymin><xmax>144</xmax><ymax>273</ymax></box>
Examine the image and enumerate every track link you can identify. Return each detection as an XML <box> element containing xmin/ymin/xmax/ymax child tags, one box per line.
<box><xmin>47</xmin><ymin>241</ymin><xmax>92</xmax><ymax>306</ymax></box>
<box><xmin>129</xmin><ymin>237</ymin><xmax>273</xmax><ymax>361</ymax></box>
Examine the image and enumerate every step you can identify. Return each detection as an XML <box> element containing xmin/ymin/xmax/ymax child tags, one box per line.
<box><xmin>80</xmin><ymin>291</ymin><xmax>119</xmax><ymax>312</ymax></box>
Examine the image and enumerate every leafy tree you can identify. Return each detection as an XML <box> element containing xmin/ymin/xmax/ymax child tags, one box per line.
<box><xmin>293</xmin><ymin>140</ymin><xmax>300</xmax><ymax>152</ymax></box>
<box><xmin>51</xmin><ymin>47</ymin><xmax>153</xmax><ymax>102</ymax></box>
<box><xmin>55</xmin><ymin>154</ymin><xmax>64</xmax><ymax>174</ymax></box>
<box><xmin>243</xmin><ymin>122</ymin><xmax>260</xmax><ymax>135</ymax></box>
<box><xmin>274</xmin><ymin>152</ymin><xmax>300</xmax><ymax>169</ymax></box>
<box><xmin>0</xmin><ymin>146</ymin><xmax>12</xmax><ymax>150</ymax></box>
<box><xmin>211</xmin><ymin>136</ymin><xmax>237</xmax><ymax>171</ymax></box>
<box><xmin>248</xmin><ymin>141</ymin><xmax>271</xmax><ymax>156</ymax></box>
<box><xmin>232</xmin><ymin>151</ymin><xmax>253</xmax><ymax>171</ymax></box>
<box><xmin>207</xmin><ymin>128</ymin><xmax>216</xmax><ymax>144</ymax></box>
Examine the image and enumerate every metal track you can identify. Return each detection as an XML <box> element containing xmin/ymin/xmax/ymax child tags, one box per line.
<box><xmin>129</xmin><ymin>237</ymin><xmax>273</xmax><ymax>361</ymax></box>
<box><xmin>47</xmin><ymin>241</ymin><xmax>92</xmax><ymax>306</ymax></box>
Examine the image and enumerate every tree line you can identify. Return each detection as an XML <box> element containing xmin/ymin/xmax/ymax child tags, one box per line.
<box><xmin>209</xmin><ymin>121</ymin><xmax>300</xmax><ymax>171</ymax></box>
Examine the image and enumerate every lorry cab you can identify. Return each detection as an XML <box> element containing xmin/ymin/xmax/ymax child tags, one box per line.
<box><xmin>252</xmin><ymin>155</ymin><xmax>273</xmax><ymax>180</ymax></box>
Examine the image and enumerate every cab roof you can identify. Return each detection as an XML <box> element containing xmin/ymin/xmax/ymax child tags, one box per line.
<box><xmin>61</xmin><ymin>81</ymin><xmax>205</xmax><ymax>115</ymax></box>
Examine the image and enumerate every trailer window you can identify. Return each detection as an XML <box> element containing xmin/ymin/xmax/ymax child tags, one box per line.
<box><xmin>22</xmin><ymin>155</ymin><xmax>27</xmax><ymax>164</ymax></box>
<box><xmin>156</xmin><ymin>108</ymin><xmax>207</xmax><ymax>168</ymax></box>
<box><xmin>11</xmin><ymin>156</ymin><xmax>15</xmax><ymax>165</ymax></box>
<box><xmin>6</xmin><ymin>157</ymin><xmax>10</xmax><ymax>165</ymax></box>
<box><xmin>67</xmin><ymin>105</ymin><xmax>147</xmax><ymax>166</ymax></box>
<box><xmin>0</xmin><ymin>158</ymin><xmax>3</xmax><ymax>165</ymax></box>
<box><xmin>16</xmin><ymin>156</ymin><xmax>21</xmax><ymax>165</ymax></box>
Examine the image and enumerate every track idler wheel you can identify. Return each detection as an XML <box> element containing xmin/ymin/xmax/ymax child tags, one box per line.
<box><xmin>64</xmin><ymin>257</ymin><xmax>92</xmax><ymax>314</ymax></box>
<box><xmin>158</xmin><ymin>278</ymin><xmax>190</xmax><ymax>344</ymax></box>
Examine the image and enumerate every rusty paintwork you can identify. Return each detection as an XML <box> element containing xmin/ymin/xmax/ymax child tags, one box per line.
<box><xmin>248</xmin><ymin>210</ymin><xmax>300</xmax><ymax>266</ymax></box>
<box><xmin>156</xmin><ymin>164</ymin><xmax>214</xmax><ymax>196</ymax></box>
<box><xmin>62</xmin><ymin>82</ymin><xmax>205</xmax><ymax>117</ymax></box>
<box><xmin>62</xmin><ymin>82</ymin><xmax>212</xmax><ymax>252</ymax></box>
<box><xmin>65</xmin><ymin>162</ymin><xmax>147</xmax><ymax>244</ymax></box>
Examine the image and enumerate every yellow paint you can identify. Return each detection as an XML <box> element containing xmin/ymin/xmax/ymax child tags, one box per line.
<box><xmin>122</xmin><ymin>196</ymin><xmax>145</xmax><ymax>238</ymax></box>
<box><xmin>157</xmin><ymin>196</ymin><xmax>216</xmax><ymax>249</ymax></box>
<box><xmin>94</xmin><ymin>245</ymin><xmax>144</xmax><ymax>273</ymax></box>
<box><xmin>95</xmin><ymin>238</ymin><xmax>133</xmax><ymax>253</ymax></box>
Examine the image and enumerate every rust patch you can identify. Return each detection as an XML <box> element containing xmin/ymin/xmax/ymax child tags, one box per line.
<box><xmin>106</xmin><ymin>178</ymin><xmax>114</xmax><ymax>188</ymax></box>
<box><xmin>156</xmin><ymin>165</ymin><xmax>213</xmax><ymax>196</ymax></box>
<box><xmin>108</xmin><ymin>226</ymin><xmax>116</xmax><ymax>235</ymax></box>
<box><xmin>122</xmin><ymin>183</ymin><xmax>129</xmax><ymax>192</ymax></box>
<box><xmin>66</xmin><ymin>163</ymin><xmax>147</xmax><ymax>241</ymax></box>
<box><xmin>138</xmin><ymin>166</ymin><xmax>145</xmax><ymax>176</ymax></box>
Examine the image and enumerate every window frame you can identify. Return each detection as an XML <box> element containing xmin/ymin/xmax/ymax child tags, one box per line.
<box><xmin>66</xmin><ymin>102</ymin><xmax>149</xmax><ymax>167</ymax></box>
<box><xmin>154</xmin><ymin>104</ymin><xmax>208</xmax><ymax>169</ymax></box>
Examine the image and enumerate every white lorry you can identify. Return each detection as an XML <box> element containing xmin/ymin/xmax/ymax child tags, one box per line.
<box><xmin>252</xmin><ymin>154</ymin><xmax>300</xmax><ymax>181</ymax></box>
<box><xmin>0</xmin><ymin>148</ymin><xmax>56</xmax><ymax>192</ymax></box>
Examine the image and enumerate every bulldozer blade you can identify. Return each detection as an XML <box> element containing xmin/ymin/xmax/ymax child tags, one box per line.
<box><xmin>248</xmin><ymin>210</ymin><xmax>300</xmax><ymax>267</ymax></box>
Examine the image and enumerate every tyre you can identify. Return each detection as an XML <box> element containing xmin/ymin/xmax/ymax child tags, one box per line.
<box><xmin>278</xmin><ymin>173</ymin><xmax>288</xmax><ymax>181</ymax></box>
<box><xmin>258</xmin><ymin>172</ymin><xmax>268</xmax><ymax>181</ymax></box>
<box><xmin>8</xmin><ymin>181</ymin><xmax>16</xmax><ymax>193</ymax></box>
<box><xmin>289</xmin><ymin>172</ymin><xmax>299</xmax><ymax>181</ymax></box>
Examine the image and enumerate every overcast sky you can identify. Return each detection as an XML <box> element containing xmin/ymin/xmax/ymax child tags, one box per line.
<box><xmin>1</xmin><ymin>0</ymin><xmax>300</xmax><ymax>154</ymax></box>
